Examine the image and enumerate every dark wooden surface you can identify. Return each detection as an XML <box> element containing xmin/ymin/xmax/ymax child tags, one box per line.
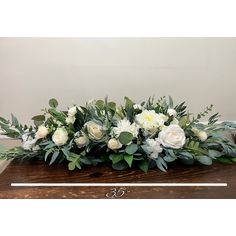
<box><xmin>0</xmin><ymin>159</ymin><xmax>236</xmax><ymax>199</ymax></box>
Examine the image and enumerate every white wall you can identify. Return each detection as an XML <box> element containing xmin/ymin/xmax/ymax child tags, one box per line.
<box><xmin>0</xmin><ymin>38</ymin><xmax>235</xmax><ymax>125</ymax></box>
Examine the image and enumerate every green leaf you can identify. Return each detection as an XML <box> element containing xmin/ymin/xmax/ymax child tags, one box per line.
<box><xmin>208</xmin><ymin>150</ymin><xmax>222</xmax><ymax>158</ymax></box>
<box><xmin>11</xmin><ymin>114</ymin><xmax>19</xmax><ymax>127</ymax></box>
<box><xmin>179</xmin><ymin>115</ymin><xmax>188</xmax><ymax>128</ymax></box>
<box><xmin>138</xmin><ymin>160</ymin><xmax>149</xmax><ymax>173</ymax></box>
<box><xmin>217</xmin><ymin>157</ymin><xmax>233</xmax><ymax>164</ymax></box>
<box><xmin>44</xmin><ymin>149</ymin><xmax>52</xmax><ymax>161</ymax></box>
<box><xmin>125</xmin><ymin>143</ymin><xmax>138</xmax><ymax>155</ymax></box>
<box><xmin>196</xmin><ymin>156</ymin><xmax>212</xmax><ymax>165</ymax></box>
<box><xmin>156</xmin><ymin>158</ymin><xmax>168</xmax><ymax>172</ymax></box>
<box><xmin>118</xmin><ymin>132</ymin><xmax>133</xmax><ymax>145</ymax></box>
<box><xmin>49</xmin><ymin>150</ymin><xmax>59</xmax><ymax>165</ymax></box>
<box><xmin>168</xmin><ymin>96</ymin><xmax>174</xmax><ymax>108</ymax></box>
<box><xmin>110</xmin><ymin>154</ymin><xmax>124</xmax><ymax>164</ymax></box>
<box><xmin>124</xmin><ymin>155</ymin><xmax>133</xmax><ymax>168</ymax></box>
<box><xmin>32</xmin><ymin>115</ymin><xmax>45</xmax><ymax>121</ymax></box>
<box><xmin>112</xmin><ymin>161</ymin><xmax>129</xmax><ymax>170</ymax></box>
<box><xmin>95</xmin><ymin>100</ymin><xmax>104</xmax><ymax>109</ymax></box>
<box><xmin>163</xmin><ymin>155</ymin><xmax>176</xmax><ymax>162</ymax></box>
<box><xmin>49</xmin><ymin>98</ymin><xmax>58</xmax><ymax>108</ymax></box>
<box><xmin>68</xmin><ymin>162</ymin><xmax>76</xmax><ymax>170</ymax></box>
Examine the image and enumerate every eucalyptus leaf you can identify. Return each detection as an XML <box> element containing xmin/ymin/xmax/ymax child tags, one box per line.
<box><xmin>118</xmin><ymin>132</ymin><xmax>133</xmax><ymax>145</ymax></box>
<box><xmin>196</xmin><ymin>156</ymin><xmax>213</xmax><ymax>165</ymax></box>
<box><xmin>49</xmin><ymin>151</ymin><xmax>59</xmax><ymax>165</ymax></box>
<box><xmin>125</xmin><ymin>143</ymin><xmax>138</xmax><ymax>155</ymax></box>
<box><xmin>49</xmin><ymin>98</ymin><xmax>58</xmax><ymax>108</ymax></box>
<box><xmin>138</xmin><ymin>160</ymin><xmax>149</xmax><ymax>173</ymax></box>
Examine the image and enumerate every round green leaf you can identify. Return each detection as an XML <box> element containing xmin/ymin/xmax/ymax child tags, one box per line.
<box><xmin>49</xmin><ymin>98</ymin><xmax>58</xmax><ymax>108</ymax></box>
<box><xmin>118</xmin><ymin>132</ymin><xmax>133</xmax><ymax>145</ymax></box>
<box><xmin>125</xmin><ymin>143</ymin><xmax>138</xmax><ymax>155</ymax></box>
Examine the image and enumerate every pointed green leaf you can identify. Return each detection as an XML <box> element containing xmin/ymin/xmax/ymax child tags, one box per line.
<box><xmin>124</xmin><ymin>155</ymin><xmax>133</xmax><ymax>168</ymax></box>
<box><xmin>138</xmin><ymin>160</ymin><xmax>149</xmax><ymax>173</ymax></box>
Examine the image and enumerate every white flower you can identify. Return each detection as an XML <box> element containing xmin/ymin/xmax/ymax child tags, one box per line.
<box><xmin>135</xmin><ymin>110</ymin><xmax>168</xmax><ymax>136</ymax></box>
<box><xmin>192</xmin><ymin>128</ymin><xmax>208</xmax><ymax>142</ymax></box>
<box><xmin>35</xmin><ymin>125</ymin><xmax>49</xmax><ymax>139</ymax></box>
<box><xmin>167</xmin><ymin>108</ymin><xmax>177</xmax><ymax>117</ymax></box>
<box><xmin>142</xmin><ymin>138</ymin><xmax>163</xmax><ymax>159</ymax></box>
<box><xmin>68</xmin><ymin>106</ymin><xmax>77</xmax><ymax>117</ymax></box>
<box><xmin>133</xmin><ymin>104</ymin><xmax>142</xmax><ymax>110</ymax></box>
<box><xmin>75</xmin><ymin>136</ymin><xmax>89</xmax><ymax>148</ymax></box>
<box><xmin>86</xmin><ymin>121</ymin><xmax>104</xmax><ymax>140</ymax></box>
<box><xmin>198</xmin><ymin>131</ymin><xmax>208</xmax><ymax>141</ymax></box>
<box><xmin>107</xmin><ymin>138</ymin><xmax>122</xmax><ymax>150</ymax></box>
<box><xmin>112</xmin><ymin>118</ymin><xmax>139</xmax><ymax>138</ymax></box>
<box><xmin>22</xmin><ymin>135</ymin><xmax>37</xmax><ymax>150</ymax></box>
<box><xmin>159</xmin><ymin>124</ymin><xmax>186</xmax><ymax>149</ymax></box>
<box><xmin>66</xmin><ymin>116</ymin><xmax>76</xmax><ymax>124</ymax></box>
<box><xmin>52</xmin><ymin>128</ymin><xmax>68</xmax><ymax>146</ymax></box>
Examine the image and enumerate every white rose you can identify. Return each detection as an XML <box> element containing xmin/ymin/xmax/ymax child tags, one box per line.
<box><xmin>159</xmin><ymin>124</ymin><xmax>186</xmax><ymax>149</ymax></box>
<box><xmin>167</xmin><ymin>108</ymin><xmax>177</xmax><ymax>117</ymax></box>
<box><xmin>52</xmin><ymin>128</ymin><xmax>69</xmax><ymax>146</ymax></box>
<box><xmin>35</xmin><ymin>125</ymin><xmax>49</xmax><ymax>139</ymax></box>
<box><xmin>107</xmin><ymin>138</ymin><xmax>122</xmax><ymax>150</ymax></box>
<box><xmin>66</xmin><ymin>116</ymin><xmax>76</xmax><ymax>124</ymax></box>
<box><xmin>68</xmin><ymin>106</ymin><xmax>77</xmax><ymax>116</ymax></box>
<box><xmin>75</xmin><ymin>136</ymin><xmax>89</xmax><ymax>148</ymax></box>
<box><xmin>198</xmin><ymin>131</ymin><xmax>208</xmax><ymax>142</ymax></box>
<box><xmin>142</xmin><ymin>138</ymin><xmax>163</xmax><ymax>159</ymax></box>
<box><xmin>86</xmin><ymin>121</ymin><xmax>104</xmax><ymax>140</ymax></box>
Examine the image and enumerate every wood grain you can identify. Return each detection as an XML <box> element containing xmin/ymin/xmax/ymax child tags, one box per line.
<box><xmin>0</xmin><ymin>159</ymin><xmax>236</xmax><ymax>198</ymax></box>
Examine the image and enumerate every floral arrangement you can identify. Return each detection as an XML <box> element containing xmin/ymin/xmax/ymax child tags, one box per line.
<box><xmin>0</xmin><ymin>97</ymin><xmax>236</xmax><ymax>172</ymax></box>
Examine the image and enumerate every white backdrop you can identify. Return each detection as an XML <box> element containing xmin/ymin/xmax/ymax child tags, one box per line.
<box><xmin>0</xmin><ymin>38</ymin><xmax>235</xmax><ymax>124</ymax></box>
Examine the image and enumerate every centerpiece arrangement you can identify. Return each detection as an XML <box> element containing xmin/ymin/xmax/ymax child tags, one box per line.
<box><xmin>0</xmin><ymin>96</ymin><xmax>236</xmax><ymax>172</ymax></box>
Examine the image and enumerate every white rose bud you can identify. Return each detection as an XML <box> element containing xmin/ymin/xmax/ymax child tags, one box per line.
<box><xmin>133</xmin><ymin>104</ymin><xmax>142</xmax><ymax>110</ymax></box>
<box><xmin>159</xmin><ymin>124</ymin><xmax>186</xmax><ymax>149</ymax></box>
<box><xmin>66</xmin><ymin>116</ymin><xmax>76</xmax><ymax>124</ymax></box>
<box><xmin>35</xmin><ymin>125</ymin><xmax>49</xmax><ymax>140</ymax></box>
<box><xmin>107</xmin><ymin>138</ymin><xmax>122</xmax><ymax>150</ymax></box>
<box><xmin>75</xmin><ymin>136</ymin><xmax>89</xmax><ymax>148</ymax></box>
<box><xmin>86</xmin><ymin>121</ymin><xmax>104</xmax><ymax>140</ymax></box>
<box><xmin>52</xmin><ymin>128</ymin><xmax>68</xmax><ymax>146</ymax></box>
<box><xmin>192</xmin><ymin>128</ymin><xmax>208</xmax><ymax>142</ymax></box>
<box><xmin>197</xmin><ymin>131</ymin><xmax>208</xmax><ymax>142</ymax></box>
<box><xmin>68</xmin><ymin>106</ymin><xmax>77</xmax><ymax>117</ymax></box>
<box><xmin>167</xmin><ymin>108</ymin><xmax>177</xmax><ymax>117</ymax></box>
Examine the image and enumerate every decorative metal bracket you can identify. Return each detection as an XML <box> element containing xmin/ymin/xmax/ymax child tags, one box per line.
<box><xmin>105</xmin><ymin>187</ymin><xmax>129</xmax><ymax>198</ymax></box>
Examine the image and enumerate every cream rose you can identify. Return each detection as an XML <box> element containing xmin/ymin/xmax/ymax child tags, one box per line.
<box><xmin>66</xmin><ymin>116</ymin><xmax>76</xmax><ymax>124</ymax></box>
<box><xmin>107</xmin><ymin>138</ymin><xmax>122</xmax><ymax>150</ymax></box>
<box><xmin>198</xmin><ymin>131</ymin><xmax>208</xmax><ymax>141</ymax></box>
<box><xmin>75</xmin><ymin>136</ymin><xmax>89</xmax><ymax>148</ymax></box>
<box><xmin>86</xmin><ymin>121</ymin><xmax>104</xmax><ymax>140</ymax></box>
<box><xmin>52</xmin><ymin>128</ymin><xmax>68</xmax><ymax>146</ymax></box>
<box><xmin>159</xmin><ymin>124</ymin><xmax>186</xmax><ymax>149</ymax></box>
<box><xmin>192</xmin><ymin>128</ymin><xmax>208</xmax><ymax>142</ymax></box>
<box><xmin>35</xmin><ymin>125</ymin><xmax>49</xmax><ymax>139</ymax></box>
<box><xmin>167</xmin><ymin>108</ymin><xmax>177</xmax><ymax>117</ymax></box>
<box><xmin>68</xmin><ymin>106</ymin><xmax>77</xmax><ymax>117</ymax></box>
